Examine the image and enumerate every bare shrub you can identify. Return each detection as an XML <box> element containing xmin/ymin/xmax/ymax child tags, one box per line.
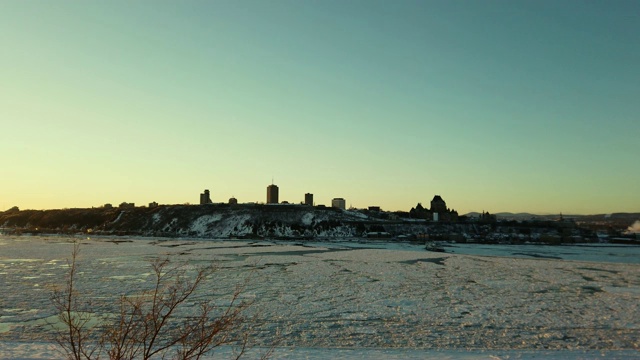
<box><xmin>50</xmin><ymin>243</ymin><xmax>101</xmax><ymax>360</ymax></box>
<box><xmin>50</xmin><ymin>242</ymin><xmax>258</xmax><ymax>359</ymax></box>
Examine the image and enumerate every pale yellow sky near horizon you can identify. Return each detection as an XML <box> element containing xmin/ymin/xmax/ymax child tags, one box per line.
<box><xmin>2</xmin><ymin>1</ymin><xmax>639</xmax><ymax>215</ymax></box>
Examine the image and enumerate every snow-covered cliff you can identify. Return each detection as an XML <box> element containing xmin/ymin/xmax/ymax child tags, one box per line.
<box><xmin>0</xmin><ymin>204</ymin><xmax>379</xmax><ymax>239</ymax></box>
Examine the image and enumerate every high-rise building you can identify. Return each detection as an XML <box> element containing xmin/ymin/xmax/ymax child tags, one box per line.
<box><xmin>331</xmin><ymin>198</ymin><xmax>346</xmax><ymax>210</ymax></box>
<box><xmin>304</xmin><ymin>193</ymin><xmax>313</xmax><ymax>206</ymax></box>
<box><xmin>200</xmin><ymin>189</ymin><xmax>212</xmax><ymax>205</ymax></box>
<box><xmin>267</xmin><ymin>184</ymin><xmax>279</xmax><ymax>204</ymax></box>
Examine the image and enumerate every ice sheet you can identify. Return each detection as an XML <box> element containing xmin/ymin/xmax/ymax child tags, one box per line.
<box><xmin>0</xmin><ymin>235</ymin><xmax>638</xmax><ymax>358</ymax></box>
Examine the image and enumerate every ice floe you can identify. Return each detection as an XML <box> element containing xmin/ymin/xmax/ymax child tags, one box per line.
<box><xmin>0</xmin><ymin>235</ymin><xmax>638</xmax><ymax>359</ymax></box>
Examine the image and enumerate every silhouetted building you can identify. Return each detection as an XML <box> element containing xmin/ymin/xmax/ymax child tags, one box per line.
<box><xmin>229</xmin><ymin>197</ymin><xmax>238</xmax><ymax>205</ymax></box>
<box><xmin>332</xmin><ymin>198</ymin><xmax>346</xmax><ymax>210</ymax></box>
<box><xmin>267</xmin><ymin>184</ymin><xmax>279</xmax><ymax>204</ymax></box>
<box><xmin>368</xmin><ymin>206</ymin><xmax>381</xmax><ymax>212</ymax></box>
<box><xmin>305</xmin><ymin>193</ymin><xmax>313</xmax><ymax>206</ymax></box>
<box><xmin>430</xmin><ymin>195</ymin><xmax>447</xmax><ymax>213</ymax></box>
<box><xmin>429</xmin><ymin>195</ymin><xmax>458</xmax><ymax>221</ymax></box>
<box><xmin>410</xmin><ymin>203</ymin><xmax>427</xmax><ymax>218</ymax></box>
<box><xmin>148</xmin><ymin>201</ymin><xmax>158</xmax><ymax>208</ymax></box>
<box><xmin>200</xmin><ymin>189</ymin><xmax>212</xmax><ymax>205</ymax></box>
<box><xmin>119</xmin><ymin>202</ymin><xmax>135</xmax><ymax>209</ymax></box>
<box><xmin>479</xmin><ymin>211</ymin><xmax>497</xmax><ymax>223</ymax></box>
<box><xmin>409</xmin><ymin>195</ymin><xmax>458</xmax><ymax>222</ymax></box>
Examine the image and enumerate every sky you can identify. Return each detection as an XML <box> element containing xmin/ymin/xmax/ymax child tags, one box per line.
<box><xmin>1</xmin><ymin>0</ymin><xmax>639</xmax><ymax>215</ymax></box>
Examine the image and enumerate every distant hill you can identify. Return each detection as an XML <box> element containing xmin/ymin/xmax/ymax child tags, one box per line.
<box><xmin>464</xmin><ymin>212</ymin><xmax>555</xmax><ymax>220</ymax></box>
<box><xmin>496</xmin><ymin>213</ymin><xmax>560</xmax><ymax>220</ymax></box>
<box><xmin>464</xmin><ymin>211</ymin><xmax>640</xmax><ymax>226</ymax></box>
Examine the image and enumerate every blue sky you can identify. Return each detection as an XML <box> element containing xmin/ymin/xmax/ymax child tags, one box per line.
<box><xmin>1</xmin><ymin>0</ymin><xmax>638</xmax><ymax>214</ymax></box>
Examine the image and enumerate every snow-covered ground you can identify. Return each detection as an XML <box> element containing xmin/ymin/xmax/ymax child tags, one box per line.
<box><xmin>1</xmin><ymin>235</ymin><xmax>638</xmax><ymax>359</ymax></box>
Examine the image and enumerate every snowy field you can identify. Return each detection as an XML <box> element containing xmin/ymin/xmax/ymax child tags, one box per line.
<box><xmin>1</xmin><ymin>235</ymin><xmax>638</xmax><ymax>359</ymax></box>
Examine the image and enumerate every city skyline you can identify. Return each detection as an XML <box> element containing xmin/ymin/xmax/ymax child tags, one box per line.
<box><xmin>2</xmin><ymin>179</ymin><xmax>633</xmax><ymax>216</ymax></box>
<box><xmin>2</xmin><ymin>1</ymin><xmax>639</xmax><ymax>215</ymax></box>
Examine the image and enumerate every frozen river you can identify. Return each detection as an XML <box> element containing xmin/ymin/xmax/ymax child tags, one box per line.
<box><xmin>1</xmin><ymin>235</ymin><xmax>638</xmax><ymax>359</ymax></box>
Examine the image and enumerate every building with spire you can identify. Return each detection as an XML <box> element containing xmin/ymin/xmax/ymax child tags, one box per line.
<box><xmin>267</xmin><ymin>183</ymin><xmax>279</xmax><ymax>204</ymax></box>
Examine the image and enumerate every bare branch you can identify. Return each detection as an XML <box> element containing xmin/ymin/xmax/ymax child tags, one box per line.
<box><xmin>51</xmin><ymin>245</ymin><xmax>262</xmax><ymax>360</ymax></box>
<box><xmin>50</xmin><ymin>242</ymin><xmax>101</xmax><ymax>360</ymax></box>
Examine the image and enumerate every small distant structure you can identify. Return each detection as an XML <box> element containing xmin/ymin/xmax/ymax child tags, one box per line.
<box><xmin>368</xmin><ymin>206</ymin><xmax>381</xmax><ymax>212</ymax></box>
<box><xmin>267</xmin><ymin>183</ymin><xmax>279</xmax><ymax>204</ymax></box>
<box><xmin>331</xmin><ymin>198</ymin><xmax>346</xmax><ymax>210</ymax></box>
<box><xmin>479</xmin><ymin>211</ymin><xmax>497</xmax><ymax>223</ymax></box>
<box><xmin>200</xmin><ymin>189</ymin><xmax>212</xmax><ymax>205</ymax></box>
<box><xmin>148</xmin><ymin>201</ymin><xmax>159</xmax><ymax>208</ymax></box>
<box><xmin>119</xmin><ymin>202</ymin><xmax>135</xmax><ymax>209</ymax></box>
<box><xmin>229</xmin><ymin>197</ymin><xmax>238</xmax><ymax>205</ymax></box>
<box><xmin>410</xmin><ymin>195</ymin><xmax>458</xmax><ymax>222</ymax></box>
<box><xmin>304</xmin><ymin>193</ymin><xmax>314</xmax><ymax>206</ymax></box>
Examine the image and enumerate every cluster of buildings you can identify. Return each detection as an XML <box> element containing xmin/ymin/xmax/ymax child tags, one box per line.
<box><xmin>409</xmin><ymin>195</ymin><xmax>459</xmax><ymax>222</ymax></box>
<box><xmin>104</xmin><ymin>182</ymin><xmax>457</xmax><ymax>223</ymax></box>
<box><xmin>200</xmin><ymin>189</ymin><xmax>237</xmax><ymax>206</ymax></box>
<box><xmin>199</xmin><ymin>183</ymin><xmax>348</xmax><ymax>210</ymax></box>
<box><xmin>197</xmin><ymin>183</ymin><xmax>460</xmax><ymax>222</ymax></box>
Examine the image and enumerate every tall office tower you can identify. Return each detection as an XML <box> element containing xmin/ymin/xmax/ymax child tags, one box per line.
<box><xmin>267</xmin><ymin>184</ymin><xmax>279</xmax><ymax>204</ymax></box>
<box><xmin>304</xmin><ymin>193</ymin><xmax>313</xmax><ymax>206</ymax></box>
<box><xmin>331</xmin><ymin>197</ymin><xmax>346</xmax><ymax>210</ymax></box>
